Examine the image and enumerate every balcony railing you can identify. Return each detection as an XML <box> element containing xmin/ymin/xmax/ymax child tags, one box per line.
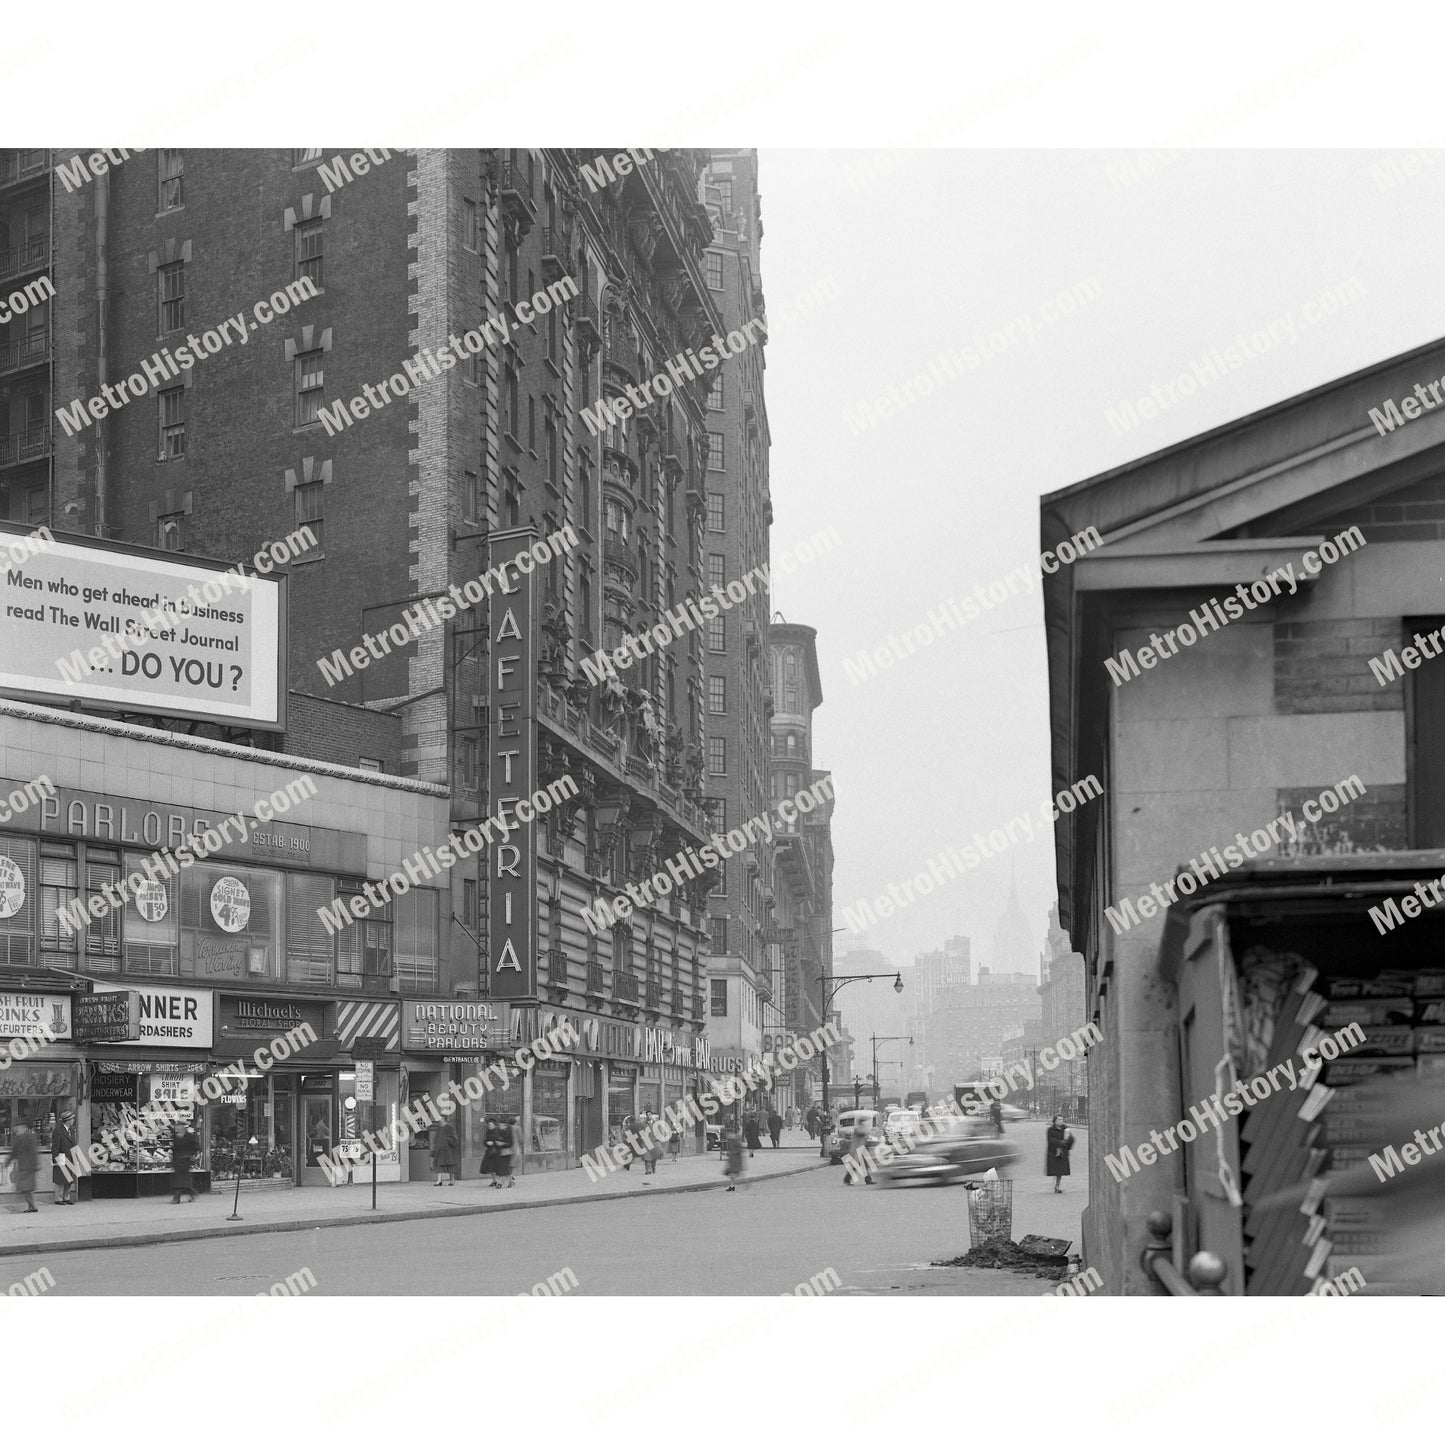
<box><xmin>586</xmin><ymin>963</ymin><xmax>606</xmax><ymax>997</ymax></box>
<box><xmin>546</xmin><ymin>944</ymin><xmax>568</xmax><ymax>987</ymax></box>
<box><xmin>0</xmin><ymin>333</ymin><xmax>47</xmax><ymax>375</ymax></box>
<box><xmin>603</xmin><ymin>330</ymin><xmax>636</xmax><ymax>379</ymax></box>
<box><xmin>0</xmin><ymin>151</ymin><xmax>49</xmax><ymax>189</ymax></box>
<box><xmin>0</xmin><ymin>236</ymin><xmax>48</xmax><ymax>283</ymax></box>
<box><xmin>0</xmin><ymin>424</ymin><xmax>51</xmax><ymax>468</ymax></box>
<box><xmin>645</xmin><ymin>979</ymin><xmax>662</xmax><ymax>1009</ymax></box>
<box><xmin>614</xmin><ymin>971</ymin><xmax>639</xmax><ymax>1004</ymax></box>
<box><xmin>541</xmin><ymin>227</ymin><xmax>568</xmax><ymax>285</ymax></box>
<box><xmin>574</xmin><ymin>294</ymin><xmax>601</xmax><ymax>355</ymax></box>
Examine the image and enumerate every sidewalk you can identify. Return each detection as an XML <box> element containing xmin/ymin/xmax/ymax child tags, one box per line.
<box><xmin>0</xmin><ymin>1143</ymin><xmax>825</xmax><ymax>1259</ymax></box>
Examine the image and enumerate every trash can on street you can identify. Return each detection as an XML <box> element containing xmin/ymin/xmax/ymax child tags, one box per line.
<box><xmin>966</xmin><ymin>1179</ymin><xmax>1014</xmax><ymax>1247</ymax></box>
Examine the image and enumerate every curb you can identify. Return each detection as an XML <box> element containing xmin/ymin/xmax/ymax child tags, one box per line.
<box><xmin>0</xmin><ymin>1158</ymin><xmax>828</xmax><ymax>1260</ymax></box>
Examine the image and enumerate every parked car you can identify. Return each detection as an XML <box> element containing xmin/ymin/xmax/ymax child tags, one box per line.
<box><xmin>827</xmin><ymin>1108</ymin><xmax>884</xmax><ymax>1164</ymax></box>
<box><xmin>705</xmin><ymin>1123</ymin><xmax>723</xmax><ymax>1151</ymax></box>
<box><xmin>875</xmin><ymin>1117</ymin><xmax>1021</xmax><ymax>1186</ymax></box>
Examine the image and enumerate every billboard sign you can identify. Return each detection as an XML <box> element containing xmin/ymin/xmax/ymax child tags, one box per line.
<box><xmin>0</xmin><ymin>525</ymin><xmax>286</xmax><ymax>730</ymax></box>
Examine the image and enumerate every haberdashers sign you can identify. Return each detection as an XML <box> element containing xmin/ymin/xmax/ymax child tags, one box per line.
<box><xmin>402</xmin><ymin>1001</ymin><xmax>510</xmax><ymax>1052</ymax></box>
<box><xmin>92</xmin><ymin>983</ymin><xmax>212</xmax><ymax>1047</ymax></box>
<box><xmin>486</xmin><ymin>525</ymin><xmax>538</xmax><ymax>1003</ymax></box>
<box><xmin>0</xmin><ymin>525</ymin><xmax>286</xmax><ymax>730</ymax></box>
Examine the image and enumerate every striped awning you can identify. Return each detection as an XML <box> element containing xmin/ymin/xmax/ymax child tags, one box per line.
<box><xmin>336</xmin><ymin>999</ymin><xmax>400</xmax><ymax>1052</ymax></box>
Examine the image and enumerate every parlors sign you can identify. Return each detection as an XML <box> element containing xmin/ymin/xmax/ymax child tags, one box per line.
<box><xmin>401</xmin><ymin>1001</ymin><xmax>510</xmax><ymax>1053</ymax></box>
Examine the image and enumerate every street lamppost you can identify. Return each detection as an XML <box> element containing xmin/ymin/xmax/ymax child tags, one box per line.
<box><xmin>816</xmin><ymin>969</ymin><xmax>904</xmax><ymax>1158</ymax></box>
<box><xmin>870</xmin><ymin>1034</ymin><xmax>912</xmax><ymax>1112</ymax></box>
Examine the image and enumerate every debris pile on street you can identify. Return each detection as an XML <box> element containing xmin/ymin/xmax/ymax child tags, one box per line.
<box><xmin>933</xmin><ymin>1239</ymin><xmax>1074</xmax><ymax>1280</ymax></box>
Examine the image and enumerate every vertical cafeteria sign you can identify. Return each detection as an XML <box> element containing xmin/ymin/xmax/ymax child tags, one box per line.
<box><xmin>487</xmin><ymin>526</ymin><xmax>538</xmax><ymax>1004</ymax></box>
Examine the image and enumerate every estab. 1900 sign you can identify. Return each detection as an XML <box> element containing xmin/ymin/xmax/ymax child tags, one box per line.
<box><xmin>0</xmin><ymin>525</ymin><xmax>285</xmax><ymax>730</ymax></box>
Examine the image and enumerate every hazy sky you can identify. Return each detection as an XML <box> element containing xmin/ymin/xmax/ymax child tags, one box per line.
<box><xmin>758</xmin><ymin>148</ymin><xmax>1445</xmax><ymax>972</ymax></box>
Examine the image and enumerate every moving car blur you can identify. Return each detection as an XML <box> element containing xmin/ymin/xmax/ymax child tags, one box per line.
<box><xmin>875</xmin><ymin>1116</ymin><xmax>1022</xmax><ymax>1186</ymax></box>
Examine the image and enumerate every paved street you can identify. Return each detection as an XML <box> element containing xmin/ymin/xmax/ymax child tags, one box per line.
<box><xmin>7</xmin><ymin>1121</ymin><xmax>1087</xmax><ymax>1295</ymax></box>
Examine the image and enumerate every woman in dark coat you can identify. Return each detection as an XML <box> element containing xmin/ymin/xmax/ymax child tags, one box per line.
<box><xmin>1045</xmin><ymin>1115</ymin><xmax>1074</xmax><ymax>1193</ymax></box>
<box><xmin>767</xmin><ymin>1108</ymin><xmax>783</xmax><ymax>1148</ymax></box>
<box><xmin>51</xmin><ymin>1111</ymin><xmax>77</xmax><ymax>1204</ymax></box>
<box><xmin>742</xmin><ymin>1112</ymin><xmax>762</xmax><ymax>1156</ymax></box>
<box><xmin>170</xmin><ymin>1124</ymin><xmax>199</xmax><ymax>1203</ymax></box>
<box><xmin>431</xmin><ymin>1118</ymin><xmax>459</xmax><ymax>1185</ymax></box>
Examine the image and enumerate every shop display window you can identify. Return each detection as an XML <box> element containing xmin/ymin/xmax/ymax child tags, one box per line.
<box><xmin>180</xmin><ymin>862</ymin><xmax>283</xmax><ymax>983</ymax></box>
<box><xmin>531</xmin><ymin>1070</ymin><xmax>568</xmax><ymax>1155</ymax></box>
<box><xmin>467</xmin><ymin>1071</ymin><xmax>522</xmax><ymax>1157</ymax></box>
<box><xmin>87</xmin><ymin>1068</ymin><xmax>197</xmax><ymax>1175</ymax></box>
<box><xmin>209</xmin><ymin>1072</ymin><xmax>293</xmax><ymax>1181</ymax></box>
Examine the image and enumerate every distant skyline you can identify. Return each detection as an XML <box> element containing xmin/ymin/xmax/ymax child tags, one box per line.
<box><xmin>761</xmin><ymin>148</ymin><xmax>1445</xmax><ymax>964</ymax></box>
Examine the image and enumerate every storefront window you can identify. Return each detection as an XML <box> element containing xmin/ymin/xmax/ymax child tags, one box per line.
<box><xmin>0</xmin><ymin>836</ymin><xmax>35</xmax><ymax>967</ymax></box>
<box><xmin>638</xmin><ymin>1079</ymin><xmax>662</xmax><ymax>1116</ymax></box>
<box><xmin>0</xmin><ymin>1063</ymin><xmax>78</xmax><ymax>1183</ymax></box>
<box><xmin>86</xmin><ymin>1067</ymin><xmax>194</xmax><ymax>1176</ymax></box>
<box><xmin>531</xmin><ymin>1067</ymin><xmax>568</xmax><ymax>1157</ymax></box>
<box><xmin>180</xmin><ymin>862</ymin><xmax>283</xmax><ymax>983</ymax></box>
<box><xmin>287</xmin><ymin>875</ymin><xmax>335</xmax><ymax>985</ymax></box>
<box><xmin>210</xmin><ymin>1072</ymin><xmax>293</xmax><ymax>1181</ymax></box>
<box><xmin>467</xmin><ymin>1067</ymin><xmax>521</xmax><ymax>1158</ymax></box>
<box><xmin>123</xmin><ymin>850</ymin><xmax>179</xmax><ymax>977</ymax></box>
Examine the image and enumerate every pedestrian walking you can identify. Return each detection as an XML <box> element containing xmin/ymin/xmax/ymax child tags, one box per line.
<box><xmin>1046</xmin><ymin>1114</ymin><xmax>1075</xmax><ymax>1193</ymax></box>
<box><xmin>722</xmin><ymin>1122</ymin><xmax>745</xmax><ymax>1192</ymax></box>
<box><xmin>503</xmin><ymin>1113</ymin><xmax>524</xmax><ymax>1187</ymax></box>
<box><xmin>641</xmin><ymin>1113</ymin><xmax>664</xmax><ymax>1178</ymax></box>
<box><xmin>51</xmin><ymin>1111</ymin><xmax>77</xmax><ymax>1205</ymax></box>
<box><xmin>843</xmin><ymin>1113</ymin><xmax>874</xmax><ymax>1185</ymax></box>
<box><xmin>482</xmin><ymin>1114</ymin><xmax>510</xmax><ymax>1188</ymax></box>
<box><xmin>618</xmin><ymin>1112</ymin><xmax>638</xmax><ymax>1172</ymax></box>
<box><xmin>743</xmin><ymin>1111</ymin><xmax>762</xmax><ymax>1157</ymax></box>
<box><xmin>989</xmin><ymin>1099</ymin><xmax>1004</xmax><ymax>1137</ymax></box>
<box><xmin>8</xmin><ymin>1117</ymin><xmax>38</xmax><ymax>1213</ymax></box>
<box><xmin>804</xmin><ymin>1104</ymin><xmax>819</xmax><ymax>1141</ymax></box>
<box><xmin>767</xmin><ymin>1107</ymin><xmax>783</xmax><ymax>1149</ymax></box>
<box><xmin>170</xmin><ymin>1121</ymin><xmax>199</xmax><ymax>1204</ymax></box>
<box><xmin>431</xmin><ymin>1117</ymin><xmax>459</xmax><ymax>1185</ymax></box>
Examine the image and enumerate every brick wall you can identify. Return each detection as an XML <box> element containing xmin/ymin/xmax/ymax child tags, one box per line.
<box><xmin>285</xmin><ymin>690</ymin><xmax>401</xmax><ymax>772</ymax></box>
<box><xmin>1274</xmin><ymin>617</ymin><xmax>1403</xmax><ymax>713</ymax></box>
<box><xmin>56</xmin><ymin>149</ymin><xmax>418</xmax><ymax>710</ymax></box>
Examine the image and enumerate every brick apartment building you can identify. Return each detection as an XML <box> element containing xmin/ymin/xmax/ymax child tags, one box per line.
<box><xmin>2</xmin><ymin>145</ymin><xmax>774</xmax><ymax>1178</ymax></box>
